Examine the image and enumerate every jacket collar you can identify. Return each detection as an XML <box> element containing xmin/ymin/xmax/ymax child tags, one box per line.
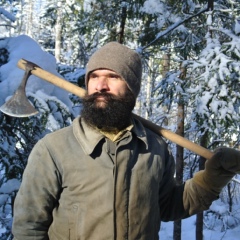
<box><xmin>131</xmin><ymin>115</ymin><xmax>149</xmax><ymax>149</ymax></box>
<box><xmin>73</xmin><ymin>116</ymin><xmax>148</xmax><ymax>155</ymax></box>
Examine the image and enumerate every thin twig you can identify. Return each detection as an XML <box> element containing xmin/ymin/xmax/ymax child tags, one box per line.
<box><xmin>140</xmin><ymin>6</ymin><xmax>209</xmax><ymax>51</ymax></box>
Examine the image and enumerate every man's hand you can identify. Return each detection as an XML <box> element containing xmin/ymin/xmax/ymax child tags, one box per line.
<box><xmin>193</xmin><ymin>147</ymin><xmax>240</xmax><ymax>196</ymax></box>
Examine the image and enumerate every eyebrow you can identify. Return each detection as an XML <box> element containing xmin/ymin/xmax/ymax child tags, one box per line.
<box><xmin>89</xmin><ymin>72</ymin><xmax>97</xmax><ymax>77</ymax></box>
<box><xmin>89</xmin><ymin>72</ymin><xmax>121</xmax><ymax>78</ymax></box>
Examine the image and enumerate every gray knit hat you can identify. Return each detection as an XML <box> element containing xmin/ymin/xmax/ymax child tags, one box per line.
<box><xmin>85</xmin><ymin>42</ymin><xmax>142</xmax><ymax>98</ymax></box>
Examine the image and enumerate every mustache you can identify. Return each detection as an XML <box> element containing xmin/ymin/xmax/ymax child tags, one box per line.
<box><xmin>84</xmin><ymin>92</ymin><xmax>119</xmax><ymax>101</ymax></box>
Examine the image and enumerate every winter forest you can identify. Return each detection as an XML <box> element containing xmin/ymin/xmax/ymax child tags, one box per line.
<box><xmin>0</xmin><ymin>0</ymin><xmax>240</xmax><ymax>239</ymax></box>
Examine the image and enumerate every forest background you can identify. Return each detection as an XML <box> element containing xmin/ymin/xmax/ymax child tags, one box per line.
<box><xmin>0</xmin><ymin>0</ymin><xmax>240</xmax><ymax>239</ymax></box>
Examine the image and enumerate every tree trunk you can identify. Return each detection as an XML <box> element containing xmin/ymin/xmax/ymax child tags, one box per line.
<box><xmin>196</xmin><ymin>212</ymin><xmax>203</xmax><ymax>240</ymax></box>
<box><xmin>55</xmin><ymin>1</ymin><xmax>63</xmax><ymax>62</ymax></box>
<box><xmin>175</xmin><ymin>104</ymin><xmax>184</xmax><ymax>183</ymax></box>
<box><xmin>196</xmin><ymin>4</ymin><xmax>214</xmax><ymax>238</ymax></box>
<box><xmin>173</xmin><ymin>103</ymin><xmax>184</xmax><ymax>240</ymax></box>
<box><xmin>118</xmin><ymin>5</ymin><xmax>127</xmax><ymax>44</ymax></box>
<box><xmin>161</xmin><ymin>53</ymin><xmax>171</xmax><ymax>77</ymax></box>
<box><xmin>173</xmin><ymin>65</ymin><xmax>185</xmax><ymax>240</ymax></box>
<box><xmin>227</xmin><ymin>183</ymin><xmax>233</xmax><ymax>212</ymax></box>
<box><xmin>26</xmin><ymin>0</ymin><xmax>33</xmax><ymax>37</ymax></box>
<box><xmin>196</xmin><ymin>131</ymin><xmax>208</xmax><ymax>240</ymax></box>
<box><xmin>145</xmin><ymin>58</ymin><xmax>153</xmax><ymax>119</ymax></box>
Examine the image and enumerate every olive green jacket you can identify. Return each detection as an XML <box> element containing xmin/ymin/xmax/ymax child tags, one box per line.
<box><xmin>12</xmin><ymin>116</ymin><xmax>217</xmax><ymax>240</ymax></box>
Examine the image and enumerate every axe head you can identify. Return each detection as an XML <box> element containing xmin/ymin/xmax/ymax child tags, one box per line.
<box><xmin>0</xmin><ymin>89</ymin><xmax>38</xmax><ymax>117</ymax></box>
<box><xmin>0</xmin><ymin>59</ymin><xmax>39</xmax><ymax>117</ymax></box>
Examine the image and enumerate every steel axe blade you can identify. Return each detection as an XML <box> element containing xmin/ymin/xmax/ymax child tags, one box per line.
<box><xmin>0</xmin><ymin>60</ymin><xmax>39</xmax><ymax>117</ymax></box>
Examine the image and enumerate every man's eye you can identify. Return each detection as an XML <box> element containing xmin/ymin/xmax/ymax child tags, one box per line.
<box><xmin>109</xmin><ymin>74</ymin><xmax>119</xmax><ymax>79</ymax></box>
<box><xmin>90</xmin><ymin>74</ymin><xmax>98</xmax><ymax>79</ymax></box>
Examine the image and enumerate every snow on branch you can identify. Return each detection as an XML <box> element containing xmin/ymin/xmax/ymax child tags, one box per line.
<box><xmin>0</xmin><ymin>7</ymin><xmax>16</xmax><ymax>22</ymax></box>
<box><xmin>141</xmin><ymin>6</ymin><xmax>209</xmax><ymax>51</ymax></box>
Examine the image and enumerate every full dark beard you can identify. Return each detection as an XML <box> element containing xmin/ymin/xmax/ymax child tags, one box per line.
<box><xmin>81</xmin><ymin>90</ymin><xmax>136</xmax><ymax>131</ymax></box>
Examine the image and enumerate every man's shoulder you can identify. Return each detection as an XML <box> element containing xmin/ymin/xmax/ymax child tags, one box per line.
<box><xmin>133</xmin><ymin>116</ymin><xmax>165</xmax><ymax>139</ymax></box>
<box><xmin>45</xmin><ymin>124</ymin><xmax>73</xmax><ymax>139</ymax></box>
<box><xmin>42</xmin><ymin>117</ymin><xmax>82</xmax><ymax>143</ymax></box>
<box><xmin>145</xmin><ymin>126</ymin><xmax>168</xmax><ymax>147</ymax></box>
<box><xmin>132</xmin><ymin>116</ymin><xmax>168</xmax><ymax>151</ymax></box>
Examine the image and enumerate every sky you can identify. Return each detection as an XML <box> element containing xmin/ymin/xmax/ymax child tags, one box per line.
<box><xmin>0</xmin><ymin>34</ymin><xmax>240</xmax><ymax>240</ymax></box>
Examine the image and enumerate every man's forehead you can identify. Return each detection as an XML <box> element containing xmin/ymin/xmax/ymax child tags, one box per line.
<box><xmin>90</xmin><ymin>69</ymin><xmax>119</xmax><ymax>75</ymax></box>
<box><xmin>89</xmin><ymin>68</ymin><xmax>122</xmax><ymax>78</ymax></box>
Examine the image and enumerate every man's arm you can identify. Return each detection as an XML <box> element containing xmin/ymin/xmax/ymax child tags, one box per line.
<box><xmin>12</xmin><ymin>140</ymin><xmax>62</xmax><ymax>240</ymax></box>
<box><xmin>158</xmin><ymin>147</ymin><xmax>240</xmax><ymax>221</ymax></box>
<box><xmin>184</xmin><ymin>147</ymin><xmax>240</xmax><ymax>215</ymax></box>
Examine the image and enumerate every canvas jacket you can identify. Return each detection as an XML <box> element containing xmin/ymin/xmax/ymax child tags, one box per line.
<box><xmin>12</xmin><ymin>116</ymin><xmax>217</xmax><ymax>240</ymax></box>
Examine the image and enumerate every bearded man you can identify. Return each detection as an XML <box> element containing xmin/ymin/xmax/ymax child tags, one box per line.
<box><xmin>12</xmin><ymin>42</ymin><xmax>240</xmax><ymax>240</ymax></box>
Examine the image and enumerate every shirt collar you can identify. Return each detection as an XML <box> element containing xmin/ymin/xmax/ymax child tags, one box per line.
<box><xmin>73</xmin><ymin>115</ymin><xmax>148</xmax><ymax>155</ymax></box>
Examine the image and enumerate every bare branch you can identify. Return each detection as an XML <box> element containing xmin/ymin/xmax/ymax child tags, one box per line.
<box><xmin>0</xmin><ymin>24</ymin><xmax>16</xmax><ymax>28</ymax></box>
<box><xmin>141</xmin><ymin>6</ymin><xmax>209</xmax><ymax>51</ymax></box>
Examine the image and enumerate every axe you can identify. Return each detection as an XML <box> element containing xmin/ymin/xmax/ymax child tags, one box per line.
<box><xmin>0</xmin><ymin>59</ymin><xmax>214</xmax><ymax>160</ymax></box>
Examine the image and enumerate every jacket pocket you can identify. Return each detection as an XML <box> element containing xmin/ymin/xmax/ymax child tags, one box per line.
<box><xmin>68</xmin><ymin>203</ymin><xmax>79</xmax><ymax>240</ymax></box>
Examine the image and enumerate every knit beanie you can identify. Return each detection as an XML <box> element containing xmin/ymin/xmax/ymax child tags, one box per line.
<box><xmin>85</xmin><ymin>42</ymin><xmax>142</xmax><ymax>98</ymax></box>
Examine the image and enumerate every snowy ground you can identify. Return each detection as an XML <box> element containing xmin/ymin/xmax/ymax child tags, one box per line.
<box><xmin>159</xmin><ymin>198</ymin><xmax>240</xmax><ymax>239</ymax></box>
<box><xmin>159</xmin><ymin>215</ymin><xmax>240</xmax><ymax>239</ymax></box>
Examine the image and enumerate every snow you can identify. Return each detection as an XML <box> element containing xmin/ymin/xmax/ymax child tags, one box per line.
<box><xmin>234</xmin><ymin>19</ymin><xmax>240</xmax><ymax>35</ymax></box>
<box><xmin>141</xmin><ymin>0</ymin><xmax>165</xmax><ymax>15</ymax></box>
<box><xmin>160</xmin><ymin>215</ymin><xmax>240</xmax><ymax>239</ymax></box>
<box><xmin>0</xmin><ymin>35</ymin><xmax>73</xmax><ymax>113</ymax></box>
<box><xmin>0</xmin><ymin>179</ymin><xmax>20</xmax><ymax>195</ymax></box>
<box><xmin>219</xmin><ymin>84</ymin><xmax>228</xmax><ymax>97</ymax></box>
<box><xmin>0</xmin><ymin>7</ymin><xmax>16</xmax><ymax>22</ymax></box>
<box><xmin>159</xmin><ymin>199</ymin><xmax>240</xmax><ymax>239</ymax></box>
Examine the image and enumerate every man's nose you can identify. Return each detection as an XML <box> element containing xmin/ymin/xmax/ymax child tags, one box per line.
<box><xmin>96</xmin><ymin>78</ymin><xmax>109</xmax><ymax>92</ymax></box>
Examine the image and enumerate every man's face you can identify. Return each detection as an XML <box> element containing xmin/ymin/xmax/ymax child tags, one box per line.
<box><xmin>87</xmin><ymin>69</ymin><xmax>129</xmax><ymax>107</ymax></box>
<box><xmin>81</xmin><ymin>69</ymin><xmax>136</xmax><ymax>131</ymax></box>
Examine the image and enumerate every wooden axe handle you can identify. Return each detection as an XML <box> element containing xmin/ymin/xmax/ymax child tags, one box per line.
<box><xmin>133</xmin><ymin>114</ymin><xmax>214</xmax><ymax>159</ymax></box>
<box><xmin>18</xmin><ymin>59</ymin><xmax>86</xmax><ymax>98</ymax></box>
<box><xmin>17</xmin><ymin>59</ymin><xmax>214</xmax><ymax>160</ymax></box>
